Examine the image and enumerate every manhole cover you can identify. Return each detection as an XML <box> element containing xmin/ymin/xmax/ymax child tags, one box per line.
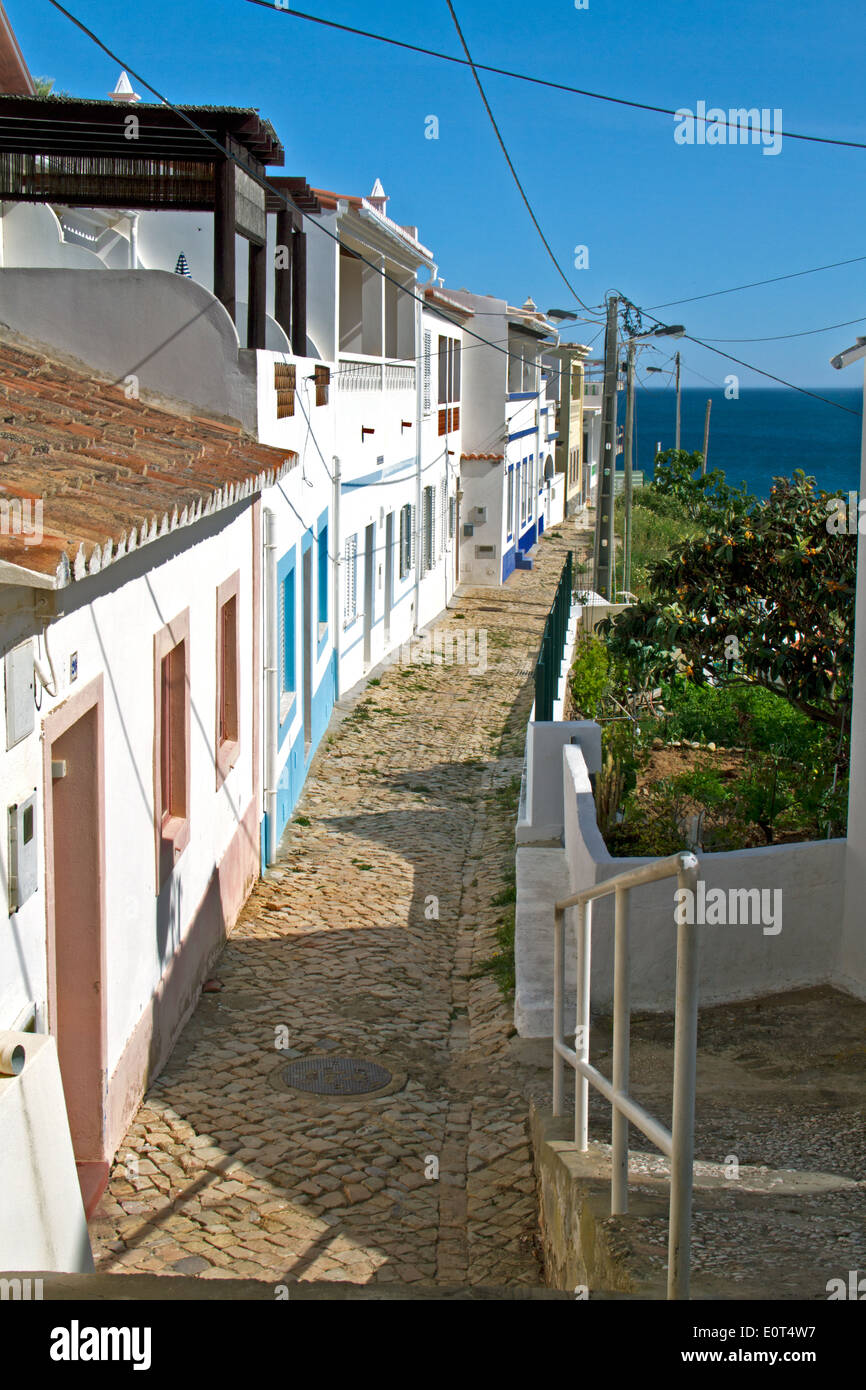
<box><xmin>281</xmin><ymin>1056</ymin><xmax>393</xmax><ymax>1096</ymax></box>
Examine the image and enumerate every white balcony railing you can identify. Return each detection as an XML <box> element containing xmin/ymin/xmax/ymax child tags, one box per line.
<box><xmin>337</xmin><ymin>356</ymin><xmax>416</xmax><ymax>393</ymax></box>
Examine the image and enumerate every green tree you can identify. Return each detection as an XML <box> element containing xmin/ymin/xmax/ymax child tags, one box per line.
<box><xmin>603</xmin><ymin>471</ymin><xmax>854</xmax><ymax>732</ymax></box>
<box><xmin>651</xmin><ymin>448</ymin><xmax>754</xmax><ymax>523</ymax></box>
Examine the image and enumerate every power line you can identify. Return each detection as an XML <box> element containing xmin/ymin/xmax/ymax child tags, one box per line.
<box><xmin>650</xmin><ymin>254</ymin><xmax>866</xmax><ymax>310</ymax></box>
<box><xmin>610</xmin><ymin>290</ymin><xmax>862</xmax><ymax>416</ymax></box>
<box><xmin>698</xmin><ymin>313</ymin><xmax>866</xmax><ymax>344</ymax></box>
<box><xmin>683</xmin><ymin>334</ymin><xmax>860</xmax><ymax>415</ymax></box>
<box><xmin>239</xmin><ymin>0</ymin><xmax>866</xmax><ymax>152</ymax></box>
<box><xmin>444</xmin><ymin>0</ymin><xmax>595</xmax><ymax>313</ymax></box>
<box><xmin>42</xmin><ymin>0</ymin><xmax>580</xmax><ymax>400</ymax></box>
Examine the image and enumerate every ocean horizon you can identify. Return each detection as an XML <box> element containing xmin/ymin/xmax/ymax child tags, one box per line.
<box><xmin>626</xmin><ymin>385</ymin><xmax>863</xmax><ymax>500</ymax></box>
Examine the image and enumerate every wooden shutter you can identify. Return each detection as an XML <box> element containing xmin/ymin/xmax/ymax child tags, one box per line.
<box><xmin>274</xmin><ymin>361</ymin><xmax>296</xmax><ymax>418</ymax></box>
<box><xmin>314</xmin><ymin>364</ymin><xmax>330</xmax><ymax>406</ymax></box>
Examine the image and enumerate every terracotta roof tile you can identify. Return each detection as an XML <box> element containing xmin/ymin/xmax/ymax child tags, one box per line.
<box><xmin>0</xmin><ymin>336</ymin><xmax>296</xmax><ymax>587</ymax></box>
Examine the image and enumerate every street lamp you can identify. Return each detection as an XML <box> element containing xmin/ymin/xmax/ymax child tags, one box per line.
<box><xmin>830</xmin><ymin>337</ymin><xmax>866</xmax><ymax>372</ymax></box>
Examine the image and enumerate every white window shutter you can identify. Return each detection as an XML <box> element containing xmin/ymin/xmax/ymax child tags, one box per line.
<box><xmin>278</xmin><ymin>578</ymin><xmax>286</xmax><ymax>694</ymax></box>
<box><xmin>422</xmin><ymin>331</ymin><xmax>432</xmax><ymax>417</ymax></box>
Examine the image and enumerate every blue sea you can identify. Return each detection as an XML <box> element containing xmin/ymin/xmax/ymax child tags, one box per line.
<box><xmin>628</xmin><ymin>386</ymin><xmax>863</xmax><ymax>500</ymax></box>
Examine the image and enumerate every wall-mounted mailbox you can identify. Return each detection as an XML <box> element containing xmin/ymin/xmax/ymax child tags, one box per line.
<box><xmin>8</xmin><ymin>791</ymin><xmax>37</xmax><ymax>913</ymax></box>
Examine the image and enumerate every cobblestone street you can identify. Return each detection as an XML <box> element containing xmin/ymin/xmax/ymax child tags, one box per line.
<box><xmin>90</xmin><ymin>522</ymin><xmax>590</xmax><ymax>1288</ymax></box>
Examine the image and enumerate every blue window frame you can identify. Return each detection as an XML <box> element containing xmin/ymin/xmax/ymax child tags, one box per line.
<box><xmin>278</xmin><ymin>550</ymin><xmax>297</xmax><ymax>743</ymax></box>
<box><xmin>317</xmin><ymin>511</ymin><xmax>329</xmax><ymax>657</ymax></box>
<box><xmin>318</xmin><ymin>524</ymin><xmax>328</xmax><ymax>626</ymax></box>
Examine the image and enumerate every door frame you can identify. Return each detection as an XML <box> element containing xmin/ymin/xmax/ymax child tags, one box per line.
<box><xmin>42</xmin><ymin>674</ymin><xmax>108</xmax><ymax>1163</ymax></box>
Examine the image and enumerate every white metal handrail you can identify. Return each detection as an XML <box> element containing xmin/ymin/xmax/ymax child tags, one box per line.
<box><xmin>553</xmin><ymin>849</ymin><xmax>700</xmax><ymax>1299</ymax></box>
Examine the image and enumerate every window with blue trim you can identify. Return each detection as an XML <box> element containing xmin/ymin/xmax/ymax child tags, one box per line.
<box><xmin>280</xmin><ymin>568</ymin><xmax>296</xmax><ymax>722</ymax></box>
<box><xmin>317</xmin><ymin>524</ymin><xmax>328</xmax><ymax>642</ymax></box>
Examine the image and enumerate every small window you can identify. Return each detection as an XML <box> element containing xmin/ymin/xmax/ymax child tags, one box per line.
<box><xmin>438</xmin><ymin>336</ymin><xmax>449</xmax><ymax>405</ymax></box>
<box><xmin>506</xmin><ymin>466</ymin><xmax>514</xmax><ymax>537</ymax></box>
<box><xmin>422</xmin><ymin>486</ymin><xmax>435</xmax><ymax>574</ymax></box>
<box><xmin>399</xmin><ymin>503</ymin><xmax>413</xmax><ymax>579</ymax></box>
<box><xmin>154</xmin><ymin>611</ymin><xmax>190</xmax><ymax>886</ymax></box>
<box><xmin>160</xmin><ymin>645</ymin><xmax>186</xmax><ymax>820</ymax></box>
<box><xmin>280</xmin><ymin>568</ymin><xmax>296</xmax><ymax>719</ymax></box>
<box><xmin>216</xmin><ymin>573</ymin><xmax>240</xmax><ymax>785</ymax></box>
<box><xmin>318</xmin><ymin>524</ymin><xmax>328</xmax><ymax>639</ymax></box>
<box><xmin>438</xmin><ymin>335</ymin><xmax>461</xmax><ymax>408</ymax></box>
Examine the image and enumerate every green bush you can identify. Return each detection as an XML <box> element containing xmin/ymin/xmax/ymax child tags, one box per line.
<box><xmin>568</xmin><ymin>633</ymin><xmax>610</xmax><ymax>718</ymax></box>
<box><xmin>661</xmin><ymin>681</ymin><xmax>826</xmax><ymax>761</ymax></box>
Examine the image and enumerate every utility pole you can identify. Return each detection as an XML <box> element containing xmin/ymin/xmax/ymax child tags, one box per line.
<box><xmin>675</xmin><ymin>350</ymin><xmax>682</xmax><ymax>451</ymax></box>
<box><xmin>592</xmin><ymin>294</ymin><xmax>619</xmax><ymax>600</ymax></box>
<box><xmin>701</xmin><ymin>397</ymin><xmax>712</xmax><ymax>475</ymax></box>
<box><xmin>623</xmin><ymin>339</ymin><xmax>636</xmax><ymax>596</ymax></box>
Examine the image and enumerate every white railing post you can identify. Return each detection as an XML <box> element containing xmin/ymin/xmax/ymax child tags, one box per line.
<box><xmin>553</xmin><ymin>850</ymin><xmax>699</xmax><ymax>1299</ymax></box>
<box><xmin>553</xmin><ymin>906</ymin><xmax>564</xmax><ymax>1116</ymax></box>
<box><xmin>668</xmin><ymin>857</ymin><xmax>700</xmax><ymax>1300</ymax></box>
<box><xmin>575</xmin><ymin>899</ymin><xmax>591</xmax><ymax>1149</ymax></box>
<box><xmin>610</xmin><ymin>884</ymin><xmax>630</xmax><ymax>1214</ymax></box>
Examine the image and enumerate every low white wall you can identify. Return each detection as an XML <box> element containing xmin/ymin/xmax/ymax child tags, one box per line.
<box><xmin>0</xmin><ymin>269</ymin><xmax>256</xmax><ymax>427</ymax></box>
<box><xmin>515</xmin><ymin>740</ymin><xmax>847</xmax><ymax>1035</ymax></box>
<box><xmin>561</xmin><ymin>743</ymin><xmax>846</xmax><ymax>1012</ymax></box>
<box><xmin>0</xmin><ymin>1033</ymin><xmax>93</xmax><ymax>1272</ymax></box>
<box><xmin>517</xmin><ymin>719</ymin><xmax>601</xmax><ymax>843</ymax></box>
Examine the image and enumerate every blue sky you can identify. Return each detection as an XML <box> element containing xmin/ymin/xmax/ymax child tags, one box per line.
<box><xmin>9</xmin><ymin>0</ymin><xmax>866</xmax><ymax>388</ymax></box>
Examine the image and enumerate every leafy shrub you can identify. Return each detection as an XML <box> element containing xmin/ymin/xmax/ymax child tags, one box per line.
<box><xmin>568</xmin><ymin>633</ymin><xmax>610</xmax><ymax>718</ymax></box>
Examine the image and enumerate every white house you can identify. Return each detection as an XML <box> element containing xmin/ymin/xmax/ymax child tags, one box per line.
<box><xmin>443</xmin><ymin>290</ymin><xmax>559</xmax><ymax>585</ymax></box>
<box><xmin>0</xmin><ymin>331</ymin><xmax>293</xmax><ymax>1216</ymax></box>
<box><xmin>304</xmin><ymin>182</ymin><xmax>463</xmax><ymax>690</ymax></box>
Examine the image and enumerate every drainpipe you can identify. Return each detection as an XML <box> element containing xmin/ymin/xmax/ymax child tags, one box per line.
<box><xmin>263</xmin><ymin>506</ymin><xmax>278</xmax><ymax>866</ymax></box>
<box><xmin>332</xmin><ymin>454</ymin><xmax>342</xmax><ymax>697</ymax></box>
<box><xmin>413</xmin><ymin>294</ymin><xmax>423</xmax><ymax>631</ymax></box>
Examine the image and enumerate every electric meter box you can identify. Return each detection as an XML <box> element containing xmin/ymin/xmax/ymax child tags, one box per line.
<box><xmin>4</xmin><ymin>641</ymin><xmax>34</xmax><ymax>749</ymax></box>
<box><xmin>8</xmin><ymin>792</ymin><xmax>37</xmax><ymax>913</ymax></box>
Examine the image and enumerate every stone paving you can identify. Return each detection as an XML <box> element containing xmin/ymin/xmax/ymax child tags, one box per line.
<box><xmin>90</xmin><ymin>521</ymin><xmax>592</xmax><ymax>1287</ymax></box>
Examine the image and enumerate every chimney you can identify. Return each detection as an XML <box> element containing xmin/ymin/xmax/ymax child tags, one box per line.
<box><xmin>367</xmin><ymin>178</ymin><xmax>389</xmax><ymax>214</ymax></box>
<box><xmin>109</xmin><ymin>70</ymin><xmax>141</xmax><ymax>103</ymax></box>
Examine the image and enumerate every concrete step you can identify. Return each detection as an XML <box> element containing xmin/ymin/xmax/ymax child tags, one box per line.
<box><xmin>531</xmin><ymin>986</ymin><xmax>866</xmax><ymax>1300</ymax></box>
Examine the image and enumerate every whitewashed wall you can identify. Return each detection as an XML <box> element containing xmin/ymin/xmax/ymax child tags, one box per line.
<box><xmin>515</xmin><ymin>736</ymin><xmax>847</xmax><ymax>1035</ymax></box>
<box><xmin>0</xmin><ymin>504</ymin><xmax>257</xmax><ymax>1079</ymax></box>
